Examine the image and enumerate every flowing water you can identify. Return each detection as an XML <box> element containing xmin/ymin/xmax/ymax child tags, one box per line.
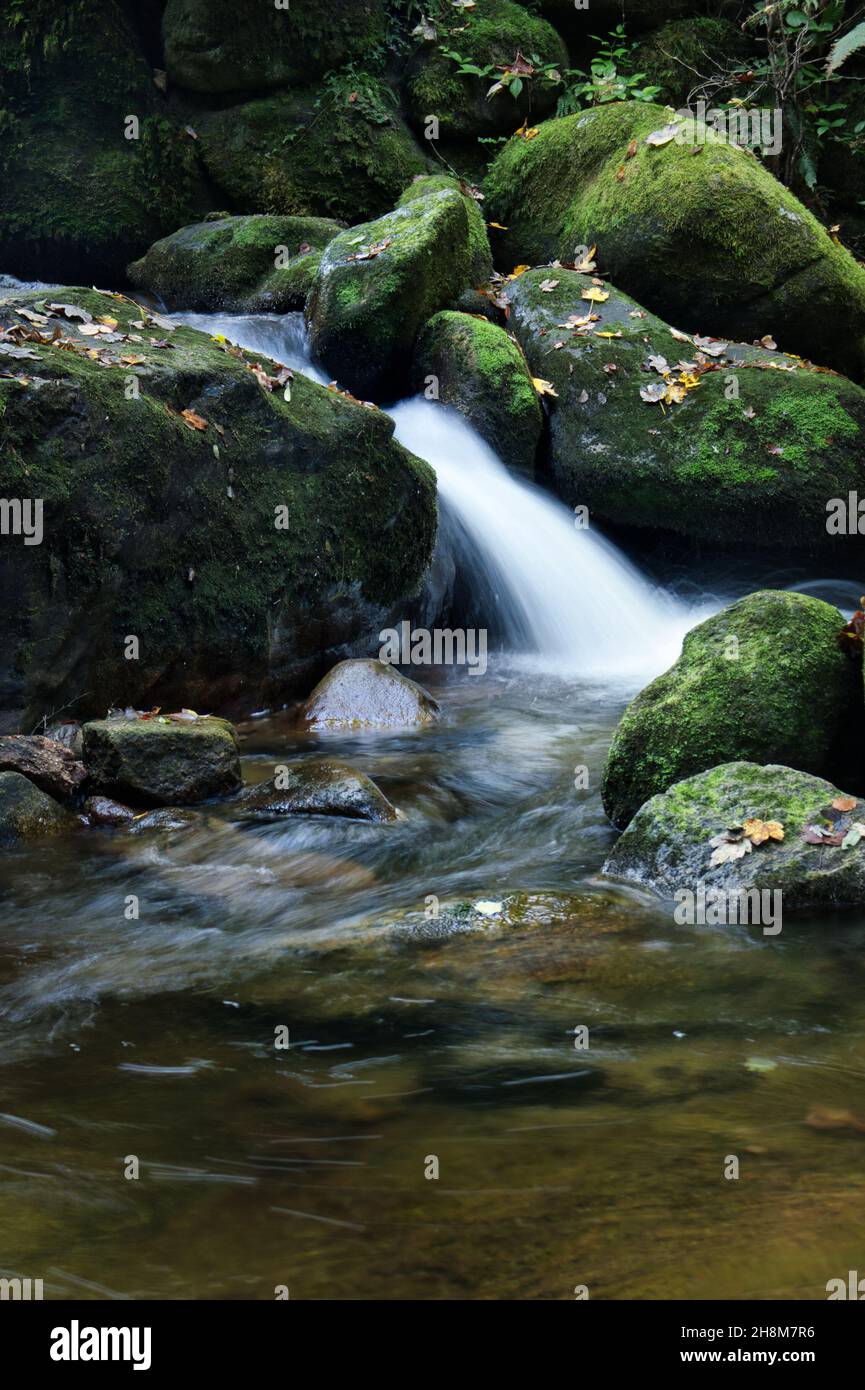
<box><xmin>2</xmin><ymin>310</ymin><xmax>865</xmax><ymax>1301</ymax></box>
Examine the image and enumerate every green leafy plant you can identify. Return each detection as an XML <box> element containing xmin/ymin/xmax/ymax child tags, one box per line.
<box><xmin>555</xmin><ymin>25</ymin><xmax>662</xmax><ymax>115</ymax></box>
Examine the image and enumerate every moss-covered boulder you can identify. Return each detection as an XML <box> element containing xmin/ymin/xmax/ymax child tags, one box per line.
<box><xmin>188</xmin><ymin>85</ymin><xmax>429</xmax><ymax>227</ymax></box>
<box><xmin>162</xmin><ymin>0</ymin><xmax>385</xmax><ymax>94</ymax></box>
<box><xmin>83</xmin><ymin>716</ymin><xmax>240</xmax><ymax>805</ymax></box>
<box><xmin>413</xmin><ymin>311</ymin><xmax>541</xmax><ymax>474</ymax></box>
<box><xmin>0</xmin><ymin>0</ymin><xmax>208</xmax><ymax>284</ymax></box>
<box><xmin>235</xmin><ymin>760</ymin><xmax>397</xmax><ymax>823</ymax></box>
<box><xmin>0</xmin><ymin>286</ymin><xmax>437</xmax><ymax>728</ymax></box>
<box><xmin>128</xmin><ymin>215</ymin><xmax>343</xmax><ymax>314</ymax></box>
<box><xmin>398</xmin><ymin>176</ymin><xmax>493</xmax><ymax>288</ymax></box>
<box><xmin>300</xmin><ymin>659</ymin><xmax>441</xmax><ymax>730</ymax></box>
<box><xmin>405</xmin><ymin>0</ymin><xmax>568</xmax><ymax>141</ymax></box>
<box><xmin>602</xmin><ymin>591</ymin><xmax>861</xmax><ymax>829</ymax></box>
<box><xmin>0</xmin><ymin>771</ymin><xmax>74</xmax><ymax>844</ymax></box>
<box><xmin>485</xmin><ymin>101</ymin><xmax>865</xmax><ymax>379</ymax></box>
<box><xmin>631</xmin><ymin>18</ymin><xmax>754</xmax><ymax>109</ymax></box>
<box><xmin>604</xmin><ymin>761</ymin><xmax>865</xmax><ymax>912</ymax></box>
<box><xmin>504</xmin><ymin>268</ymin><xmax>865</xmax><ymax>548</ymax></box>
<box><xmin>308</xmin><ymin>180</ymin><xmax>492</xmax><ymax>399</ymax></box>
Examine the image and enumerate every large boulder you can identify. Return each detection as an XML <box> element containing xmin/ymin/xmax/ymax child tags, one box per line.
<box><xmin>0</xmin><ymin>736</ymin><xmax>86</xmax><ymax>802</ymax></box>
<box><xmin>162</xmin><ymin>0</ymin><xmax>386</xmax><ymax>94</ymax></box>
<box><xmin>127</xmin><ymin>214</ymin><xmax>343</xmax><ymax>314</ymax></box>
<box><xmin>0</xmin><ymin>0</ymin><xmax>207</xmax><ymax>284</ymax></box>
<box><xmin>0</xmin><ymin>286</ymin><xmax>437</xmax><ymax>728</ymax></box>
<box><xmin>300</xmin><ymin>660</ymin><xmax>441</xmax><ymax>730</ymax></box>
<box><xmin>405</xmin><ymin>0</ymin><xmax>568</xmax><ymax>141</ymax></box>
<box><xmin>397</xmin><ymin>176</ymin><xmax>493</xmax><ymax>288</ymax></box>
<box><xmin>602</xmin><ymin>591</ymin><xmax>862</xmax><ymax>830</ymax></box>
<box><xmin>504</xmin><ymin>268</ymin><xmax>865</xmax><ymax>548</ymax></box>
<box><xmin>485</xmin><ymin>101</ymin><xmax>865</xmax><ymax>379</ymax></box>
<box><xmin>413</xmin><ymin>310</ymin><xmax>541</xmax><ymax>474</ymax></box>
<box><xmin>188</xmin><ymin>85</ymin><xmax>429</xmax><ymax>228</ymax></box>
<box><xmin>308</xmin><ymin>179</ymin><xmax>492</xmax><ymax>398</ymax></box>
<box><xmin>0</xmin><ymin>771</ymin><xmax>74</xmax><ymax>844</ymax></box>
<box><xmin>82</xmin><ymin>716</ymin><xmax>240</xmax><ymax>805</ymax></box>
<box><xmin>235</xmin><ymin>761</ymin><xmax>397</xmax><ymax>824</ymax></box>
<box><xmin>604</xmin><ymin>761</ymin><xmax>865</xmax><ymax>913</ymax></box>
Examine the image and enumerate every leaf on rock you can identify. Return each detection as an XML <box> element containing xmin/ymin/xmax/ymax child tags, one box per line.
<box><xmin>743</xmin><ymin>817</ymin><xmax>784</xmax><ymax>844</ymax></box>
<box><xmin>574</xmin><ymin>246</ymin><xmax>597</xmax><ymax>273</ymax></box>
<box><xmin>180</xmin><ymin>409</ymin><xmax>208</xmax><ymax>431</ymax></box>
<box><xmin>842</xmin><ymin>824</ymin><xmax>865</xmax><ymax>848</ymax></box>
<box><xmin>639</xmin><ymin>382</ymin><xmax>666</xmax><ymax>403</ymax></box>
<box><xmin>692</xmin><ymin>336</ymin><xmax>728</xmax><ymax>357</ymax></box>
<box><xmin>837</xmin><ymin>601</ymin><xmax>864</xmax><ymax>656</ymax></box>
<box><xmin>581</xmin><ymin>287</ymin><xmax>609</xmax><ymax>303</ymax></box>
<box><xmin>532</xmin><ymin>377</ymin><xmax>558</xmax><ymax>397</ymax></box>
<box><xmin>625</xmin><ymin>138</ymin><xmax>638</xmax><ymax>159</ymax></box>
<box><xmin>647</xmin><ymin>354</ymin><xmax>668</xmax><ymax>374</ymax></box>
<box><xmin>710</xmin><ymin>837</ymin><xmax>753</xmax><ymax>866</ymax></box>
<box><xmin>645</xmin><ymin>123</ymin><xmax>680</xmax><ymax>147</ymax></box>
<box><xmin>539</xmin><ymin>278</ymin><xmax>559</xmax><ymax>292</ymax></box>
<box><xmin>832</xmin><ymin>795</ymin><xmax>859</xmax><ymax>813</ymax></box>
<box><xmin>47</xmin><ymin>302</ymin><xmax>92</xmax><ymax>323</ymax></box>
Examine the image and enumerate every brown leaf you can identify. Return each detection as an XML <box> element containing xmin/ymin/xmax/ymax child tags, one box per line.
<box><xmin>180</xmin><ymin>409</ymin><xmax>208</xmax><ymax>431</ymax></box>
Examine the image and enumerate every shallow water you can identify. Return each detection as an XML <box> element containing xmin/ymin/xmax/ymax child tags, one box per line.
<box><xmin>2</xmin><ymin>307</ymin><xmax>865</xmax><ymax>1301</ymax></box>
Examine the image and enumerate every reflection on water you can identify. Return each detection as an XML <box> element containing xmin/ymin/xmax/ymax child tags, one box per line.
<box><xmin>2</xmin><ymin>670</ymin><xmax>865</xmax><ymax>1300</ymax></box>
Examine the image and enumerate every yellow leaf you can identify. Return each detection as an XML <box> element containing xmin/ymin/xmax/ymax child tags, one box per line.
<box><xmin>487</xmin><ymin>221</ymin><xmax>508</xmax><ymax>230</ymax></box>
<box><xmin>508</xmin><ymin>264</ymin><xmax>531</xmax><ymax>279</ymax></box>
<box><xmin>532</xmin><ymin>377</ymin><xmax>558</xmax><ymax>397</ymax></box>
<box><xmin>581</xmin><ymin>287</ymin><xmax>609</xmax><ymax>303</ymax></box>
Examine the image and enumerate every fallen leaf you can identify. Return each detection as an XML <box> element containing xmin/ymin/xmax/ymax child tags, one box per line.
<box><xmin>532</xmin><ymin>377</ymin><xmax>558</xmax><ymax>397</ymax></box>
<box><xmin>539</xmin><ymin>278</ymin><xmax>559</xmax><ymax>292</ymax></box>
<box><xmin>615</xmin><ymin>164</ymin><xmax>626</xmax><ymax>181</ymax></box>
<box><xmin>645</xmin><ymin>123</ymin><xmax>681</xmax><ymax>147</ymax></box>
<box><xmin>625</xmin><ymin>138</ymin><xmax>638</xmax><ymax>159</ymax></box>
<box><xmin>647</xmin><ymin>354</ymin><xmax>668</xmax><ymax>374</ymax></box>
<box><xmin>574</xmin><ymin>246</ymin><xmax>597</xmax><ymax>273</ymax></box>
<box><xmin>832</xmin><ymin>796</ymin><xmax>858</xmax><ymax>812</ymax></box>
<box><xmin>639</xmin><ymin>382</ymin><xmax>666</xmax><ymax>403</ymax></box>
<box><xmin>710</xmin><ymin>837</ymin><xmax>753</xmax><ymax>866</ymax></box>
<box><xmin>581</xmin><ymin>287</ymin><xmax>609</xmax><ymax>303</ymax></box>
<box><xmin>180</xmin><ymin>409</ymin><xmax>208</xmax><ymax>431</ymax></box>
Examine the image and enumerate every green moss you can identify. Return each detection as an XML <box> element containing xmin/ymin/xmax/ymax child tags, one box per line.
<box><xmin>631</xmin><ymin>18</ymin><xmax>754</xmax><ymax>108</ymax></box>
<box><xmin>413</xmin><ymin>310</ymin><xmax>541</xmax><ymax>473</ymax></box>
<box><xmin>192</xmin><ymin>85</ymin><xmax>430</xmax><ymax>226</ymax></box>
<box><xmin>601</xmin><ymin>591</ymin><xmax>862</xmax><ymax>828</ymax></box>
<box><xmin>398</xmin><ymin>175</ymin><xmax>493</xmax><ymax>285</ymax></box>
<box><xmin>406</xmin><ymin>0</ymin><xmax>568</xmax><ymax>140</ymax></box>
<box><xmin>504</xmin><ymin>267</ymin><xmax>865</xmax><ymax>545</ymax></box>
<box><xmin>485</xmin><ymin>101</ymin><xmax>865</xmax><ymax>378</ymax></box>
<box><xmin>0</xmin><ymin>285</ymin><xmax>437</xmax><ymax>725</ymax></box>
<box><xmin>128</xmin><ymin>214</ymin><xmax>343</xmax><ymax>312</ymax></box>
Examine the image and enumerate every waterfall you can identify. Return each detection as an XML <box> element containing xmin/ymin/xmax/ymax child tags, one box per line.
<box><xmin>174</xmin><ymin>311</ymin><xmax>707</xmax><ymax>681</ymax></box>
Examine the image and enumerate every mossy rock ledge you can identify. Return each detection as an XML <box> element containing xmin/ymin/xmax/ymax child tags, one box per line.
<box><xmin>83</xmin><ymin>717</ymin><xmax>241</xmax><ymax>806</ymax></box>
<box><xmin>0</xmin><ymin>286</ymin><xmax>437</xmax><ymax>729</ymax></box>
<box><xmin>504</xmin><ymin>268</ymin><xmax>865</xmax><ymax>548</ymax></box>
<box><xmin>128</xmin><ymin>215</ymin><xmax>344</xmax><ymax>314</ymax></box>
<box><xmin>601</xmin><ymin>591</ymin><xmax>862</xmax><ymax>830</ymax></box>
<box><xmin>604</xmin><ymin>761</ymin><xmax>865</xmax><ymax>913</ymax></box>
<box><xmin>308</xmin><ymin>178</ymin><xmax>493</xmax><ymax>400</ymax></box>
<box><xmin>485</xmin><ymin>101</ymin><xmax>865</xmax><ymax>379</ymax></box>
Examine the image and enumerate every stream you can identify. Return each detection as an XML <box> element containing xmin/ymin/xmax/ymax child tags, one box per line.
<box><xmin>2</xmin><ymin>310</ymin><xmax>865</xmax><ymax>1301</ymax></box>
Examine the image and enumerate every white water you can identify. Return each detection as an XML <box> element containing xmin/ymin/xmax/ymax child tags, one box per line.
<box><xmin>174</xmin><ymin>311</ymin><xmax>707</xmax><ymax>681</ymax></box>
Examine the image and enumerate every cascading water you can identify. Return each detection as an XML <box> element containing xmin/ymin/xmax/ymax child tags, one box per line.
<box><xmin>174</xmin><ymin>310</ymin><xmax>706</xmax><ymax>680</ymax></box>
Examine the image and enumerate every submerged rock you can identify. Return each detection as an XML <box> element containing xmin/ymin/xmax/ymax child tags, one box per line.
<box><xmin>504</xmin><ymin>268</ymin><xmax>865</xmax><ymax>547</ymax></box>
<box><xmin>300</xmin><ymin>660</ymin><xmax>441</xmax><ymax>730</ymax></box>
<box><xmin>127</xmin><ymin>807</ymin><xmax>202</xmax><ymax>833</ymax></box>
<box><xmin>189</xmin><ymin>85</ymin><xmax>428</xmax><ymax>229</ymax></box>
<box><xmin>405</xmin><ymin>0</ymin><xmax>567</xmax><ymax>141</ymax></box>
<box><xmin>0</xmin><ymin>736</ymin><xmax>86</xmax><ymax>802</ymax></box>
<box><xmin>413</xmin><ymin>311</ymin><xmax>541</xmax><ymax>475</ymax></box>
<box><xmin>128</xmin><ymin>215</ymin><xmax>343</xmax><ymax>314</ymax></box>
<box><xmin>604</xmin><ymin>761</ymin><xmax>865</xmax><ymax>912</ymax></box>
<box><xmin>307</xmin><ymin>178</ymin><xmax>492</xmax><ymax>398</ymax></box>
<box><xmin>162</xmin><ymin>0</ymin><xmax>386</xmax><ymax>94</ymax></box>
<box><xmin>602</xmin><ymin>591</ymin><xmax>861</xmax><ymax>829</ymax></box>
<box><xmin>485</xmin><ymin>101</ymin><xmax>865</xmax><ymax>378</ymax></box>
<box><xmin>0</xmin><ymin>771</ymin><xmax>74</xmax><ymax>844</ymax></box>
<box><xmin>82</xmin><ymin>717</ymin><xmax>241</xmax><ymax>806</ymax></box>
<box><xmin>235</xmin><ymin>761</ymin><xmax>397</xmax><ymax>823</ymax></box>
<box><xmin>0</xmin><ymin>286</ymin><xmax>436</xmax><ymax>724</ymax></box>
<box><xmin>0</xmin><ymin>1</ymin><xmax>207</xmax><ymax>284</ymax></box>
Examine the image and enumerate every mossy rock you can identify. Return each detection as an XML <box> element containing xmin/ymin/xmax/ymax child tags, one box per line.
<box><xmin>485</xmin><ymin>101</ymin><xmax>865</xmax><ymax>379</ymax></box>
<box><xmin>307</xmin><ymin>181</ymin><xmax>489</xmax><ymax>399</ymax></box>
<box><xmin>0</xmin><ymin>286</ymin><xmax>437</xmax><ymax>728</ymax></box>
<box><xmin>188</xmin><ymin>85</ymin><xmax>430</xmax><ymax>227</ymax></box>
<box><xmin>413</xmin><ymin>310</ymin><xmax>541</xmax><ymax>474</ymax></box>
<box><xmin>405</xmin><ymin>0</ymin><xmax>568</xmax><ymax>141</ymax></box>
<box><xmin>83</xmin><ymin>716</ymin><xmax>241</xmax><ymax>806</ymax></box>
<box><xmin>601</xmin><ymin>591</ymin><xmax>862</xmax><ymax>830</ymax></box>
<box><xmin>397</xmin><ymin>175</ymin><xmax>493</xmax><ymax>287</ymax></box>
<box><xmin>128</xmin><ymin>215</ymin><xmax>343</xmax><ymax>313</ymax></box>
<box><xmin>0</xmin><ymin>771</ymin><xmax>74</xmax><ymax>844</ymax></box>
<box><xmin>0</xmin><ymin>0</ymin><xmax>208</xmax><ymax>284</ymax></box>
<box><xmin>504</xmin><ymin>268</ymin><xmax>865</xmax><ymax>548</ymax></box>
<box><xmin>604</xmin><ymin>761</ymin><xmax>865</xmax><ymax>912</ymax></box>
<box><xmin>631</xmin><ymin>18</ymin><xmax>754</xmax><ymax>109</ymax></box>
<box><xmin>162</xmin><ymin>0</ymin><xmax>386</xmax><ymax>93</ymax></box>
<box><xmin>234</xmin><ymin>760</ymin><xmax>397</xmax><ymax>823</ymax></box>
